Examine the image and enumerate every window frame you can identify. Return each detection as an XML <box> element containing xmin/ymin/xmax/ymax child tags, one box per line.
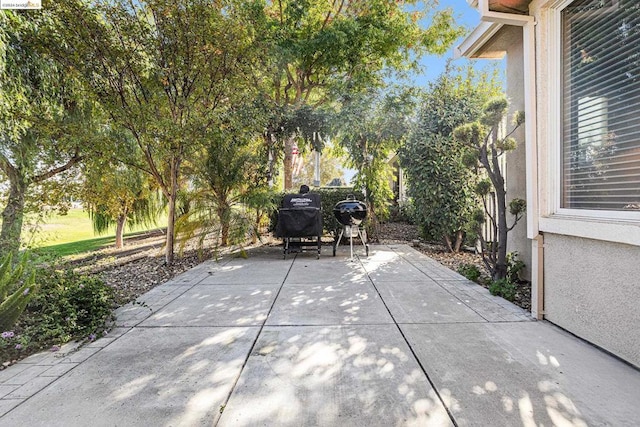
<box><xmin>543</xmin><ymin>0</ymin><xmax>640</xmax><ymax>246</ymax></box>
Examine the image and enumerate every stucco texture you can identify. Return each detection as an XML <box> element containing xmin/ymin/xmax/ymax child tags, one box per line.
<box><xmin>544</xmin><ymin>233</ymin><xmax>640</xmax><ymax>367</ymax></box>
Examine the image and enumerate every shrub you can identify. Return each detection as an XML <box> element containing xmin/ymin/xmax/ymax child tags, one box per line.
<box><xmin>388</xmin><ymin>200</ymin><xmax>417</xmax><ymax>224</ymax></box>
<box><xmin>1</xmin><ymin>268</ymin><xmax>115</xmax><ymax>362</ymax></box>
<box><xmin>0</xmin><ymin>251</ymin><xmax>38</xmax><ymax>332</ymax></box>
<box><xmin>454</xmin><ymin>97</ymin><xmax>526</xmax><ymax>280</ymax></box>
<box><xmin>489</xmin><ymin>278</ymin><xmax>516</xmax><ymax>301</ymax></box>
<box><xmin>488</xmin><ymin>253</ymin><xmax>525</xmax><ymax>302</ymax></box>
<box><xmin>316</xmin><ymin>187</ymin><xmax>360</xmax><ymax>234</ymax></box>
<box><xmin>25</xmin><ymin>270</ymin><xmax>115</xmax><ymax>342</ymax></box>
<box><xmin>400</xmin><ymin>65</ymin><xmax>501</xmax><ymax>252</ymax></box>
<box><xmin>457</xmin><ymin>263</ymin><xmax>481</xmax><ymax>282</ymax></box>
<box><xmin>506</xmin><ymin>252</ymin><xmax>526</xmax><ymax>283</ymax></box>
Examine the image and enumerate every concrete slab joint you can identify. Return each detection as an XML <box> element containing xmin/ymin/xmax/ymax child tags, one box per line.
<box><xmin>0</xmin><ymin>244</ymin><xmax>637</xmax><ymax>426</ymax></box>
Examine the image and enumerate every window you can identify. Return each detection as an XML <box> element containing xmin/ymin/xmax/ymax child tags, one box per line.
<box><xmin>561</xmin><ymin>0</ymin><xmax>640</xmax><ymax>211</ymax></box>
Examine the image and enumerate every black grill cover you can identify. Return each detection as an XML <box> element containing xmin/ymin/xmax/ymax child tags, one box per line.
<box><xmin>276</xmin><ymin>193</ymin><xmax>322</xmax><ymax>237</ymax></box>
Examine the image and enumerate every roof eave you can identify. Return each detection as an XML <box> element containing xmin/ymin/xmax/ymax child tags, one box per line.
<box><xmin>455</xmin><ymin>21</ymin><xmax>504</xmax><ymax>59</ymax></box>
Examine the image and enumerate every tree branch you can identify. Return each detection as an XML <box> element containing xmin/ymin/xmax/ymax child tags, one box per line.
<box><xmin>0</xmin><ymin>151</ymin><xmax>18</xmax><ymax>182</ymax></box>
<box><xmin>506</xmin><ymin>212</ymin><xmax>524</xmax><ymax>232</ymax></box>
<box><xmin>30</xmin><ymin>151</ymin><xmax>84</xmax><ymax>184</ymax></box>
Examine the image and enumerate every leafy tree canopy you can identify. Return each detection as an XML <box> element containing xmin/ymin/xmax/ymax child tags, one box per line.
<box><xmin>0</xmin><ymin>10</ymin><xmax>103</xmax><ymax>252</ymax></box>
<box><xmin>400</xmin><ymin>63</ymin><xmax>502</xmax><ymax>251</ymax></box>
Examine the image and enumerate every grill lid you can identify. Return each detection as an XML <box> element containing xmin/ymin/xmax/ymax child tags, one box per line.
<box><xmin>333</xmin><ymin>196</ymin><xmax>367</xmax><ymax>226</ymax></box>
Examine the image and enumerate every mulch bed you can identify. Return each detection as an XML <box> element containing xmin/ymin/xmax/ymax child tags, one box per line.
<box><xmin>377</xmin><ymin>222</ymin><xmax>531</xmax><ymax>312</ymax></box>
<box><xmin>66</xmin><ymin>222</ymin><xmax>532</xmax><ymax>310</ymax></box>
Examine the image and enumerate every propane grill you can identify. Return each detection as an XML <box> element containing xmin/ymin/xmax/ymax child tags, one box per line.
<box><xmin>332</xmin><ymin>195</ymin><xmax>369</xmax><ymax>257</ymax></box>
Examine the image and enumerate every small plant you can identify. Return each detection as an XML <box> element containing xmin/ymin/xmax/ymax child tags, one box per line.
<box><xmin>458</xmin><ymin>263</ymin><xmax>481</xmax><ymax>282</ymax></box>
<box><xmin>389</xmin><ymin>200</ymin><xmax>417</xmax><ymax>224</ymax></box>
<box><xmin>506</xmin><ymin>252</ymin><xmax>526</xmax><ymax>283</ymax></box>
<box><xmin>488</xmin><ymin>252</ymin><xmax>525</xmax><ymax>302</ymax></box>
<box><xmin>0</xmin><ymin>252</ymin><xmax>38</xmax><ymax>331</ymax></box>
<box><xmin>489</xmin><ymin>278</ymin><xmax>517</xmax><ymax>301</ymax></box>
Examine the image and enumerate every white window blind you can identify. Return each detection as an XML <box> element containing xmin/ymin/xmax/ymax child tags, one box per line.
<box><xmin>562</xmin><ymin>0</ymin><xmax>640</xmax><ymax>211</ymax></box>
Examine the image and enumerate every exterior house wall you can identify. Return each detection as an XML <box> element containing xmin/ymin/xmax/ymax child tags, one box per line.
<box><xmin>462</xmin><ymin>0</ymin><xmax>640</xmax><ymax>367</ymax></box>
<box><xmin>503</xmin><ymin>29</ymin><xmax>531</xmax><ymax>279</ymax></box>
<box><xmin>530</xmin><ymin>0</ymin><xmax>640</xmax><ymax>367</ymax></box>
<box><xmin>469</xmin><ymin>25</ymin><xmax>532</xmax><ymax>279</ymax></box>
<box><xmin>543</xmin><ymin>233</ymin><xmax>640</xmax><ymax>367</ymax></box>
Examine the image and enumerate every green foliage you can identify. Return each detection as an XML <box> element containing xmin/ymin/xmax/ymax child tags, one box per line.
<box><xmin>488</xmin><ymin>253</ymin><xmax>525</xmax><ymax>302</ymax></box>
<box><xmin>1</xmin><ymin>267</ymin><xmax>114</xmax><ymax>361</ymax></box>
<box><xmin>480</xmin><ymin>98</ymin><xmax>509</xmax><ymax>127</ymax></box>
<box><xmin>0</xmin><ymin>252</ymin><xmax>37</xmax><ymax>331</ymax></box>
<box><xmin>176</xmin><ymin>109</ymin><xmax>272</xmax><ymax>254</ymax></box>
<box><xmin>461</xmin><ymin>150</ymin><xmax>479</xmax><ymax>169</ymax></box>
<box><xmin>453</xmin><ymin>96</ymin><xmax>526</xmax><ymax>280</ymax></box>
<box><xmin>49</xmin><ymin>0</ymin><xmax>261</xmax><ymax>264</ymax></box>
<box><xmin>506</xmin><ymin>252</ymin><xmax>526</xmax><ymax>283</ymax></box>
<box><xmin>0</xmin><ymin>10</ymin><xmax>99</xmax><ymax>252</ymax></box>
<box><xmin>335</xmin><ymin>87</ymin><xmax>415</xmax><ymax>237</ymax></box>
<box><xmin>253</xmin><ymin>0</ymin><xmax>464</xmax><ymax>189</ymax></box>
<box><xmin>256</xmin><ymin>0</ymin><xmax>463</xmax><ymax>105</ymax></box>
<box><xmin>496</xmin><ymin>137</ymin><xmax>517</xmax><ymax>151</ymax></box>
<box><xmin>489</xmin><ymin>278</ymin><xmax>516</xmax><ymax>301</ymax></box>
<box><xmin>291</xmin><ymin>141</ymin><xmax>348</xmax><ymax>188</ymax></box>
<box><xmin>457</xmin><ymin>263</ymin><xmax>481</xmax><ymax>282</ymax></box>
<box><xmin>316</xmin><ymin>188</ymin><xmax>361</xmax><ymax>235</ymax></box>
<box><xmin>452</xmin><ymin>122</ymin><xmax>486</xmax><ymax>147</ymax></box>
<box><xmin>400</xmin><ymin>65</ymin><xmax>501</xmax><ymax>251</ymax></box>
<box><xmin>472</xmin><ymin>208</ymin><xmax>486</xmax><ymax>225</ymax></box>
<box><xmin>22</xmin><ymin>270</ymin><xmax>114</xmax><ymax>345</ymax></box>
<box><xmin>475</xmin><ymin>179</ymin><xmax>492</xmax><ymax>196</ymax></box>
<box><xmin>389</xmin><ymin>200</ymin><xmax>417</xmax><ymax>224</ymax></box>
<box><xmin>83</xmin><ymin>153</ymin><xmax>163</xmax><ymax>247</ymax></box>
<box><xmin>509</xmin><ymin>198</ymin><xmax>527</xmax><ymax>216</ymax></box>
<box><xmin>513</xmin><ymin>110</ymin><xmax>526</xmax><ymax>127</ymax></box>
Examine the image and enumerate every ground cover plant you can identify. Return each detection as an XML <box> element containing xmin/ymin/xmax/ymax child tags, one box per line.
<box><xmin>0</xmin><ymin>262</ymin><xmax>115</xmax><ymax>366</ymax></box>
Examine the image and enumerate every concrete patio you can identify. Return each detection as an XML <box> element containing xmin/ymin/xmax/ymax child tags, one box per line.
<box><xmin>0</xmin><ymin>244</ymin><xmax>638</xmax><ymax>426</ymax></box>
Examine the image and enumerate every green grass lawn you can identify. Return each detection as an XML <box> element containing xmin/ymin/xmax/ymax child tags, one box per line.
<box><xmin>23</xmin><ymin>208</ymin><xmax>166</xmax><ymax>257</ymax></box>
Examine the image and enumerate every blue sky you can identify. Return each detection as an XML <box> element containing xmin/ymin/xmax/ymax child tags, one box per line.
<box><xmin>407</xmin><ymin>0</ymin><xmax>489</xmax><ymax>87</ymax></box>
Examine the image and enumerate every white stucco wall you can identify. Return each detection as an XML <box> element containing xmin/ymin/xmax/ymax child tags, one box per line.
<box><xmin>530</xmin><ymin>0</ymin><xmax>640</xmax><ymax>368</ymax></box>
<box><xmin>474</xmin><ymin>25</ymin><xmax>532</xmax><ymax>278</ymax></box>
<box><xmin>503</xmin><ymin>29</ymin><xmax>531</xmax><ymax>279</ymax></box>
<box><xmin>543</xmin><ymin>233</ymin><xmax>640</xmax><ymax>367</ymax></box>
<box><xmin>463</xmin><ymin>0</ymin><xmax>640</xmax><ymax>365</ymax></box>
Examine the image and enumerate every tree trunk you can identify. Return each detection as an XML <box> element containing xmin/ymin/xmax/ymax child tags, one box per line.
<box><xmin>115</xmin><ymin>214</ymin><xmax>126</xmax><ymax>249</ymax></box>
<box><xmin>164</xmin><ymin>157</ymin><xmax>180</xmax><ymax>265</ymax></box>
<box><xmin>265</xmin><ymin>133</ymin><xmax>276</xmax><ymax>188</ymax></box>
<box><xmin>283</xmin><ymin>136</ymin><xmax>295</xmax><ymax>190</ymax></box>
<box><xmin>217</xmin><ymin>202</ymin><xmax>230</xmax><ymax>246</ymax></box>
<box><xmin>0</xmin><ymin>177</ymin><xmax>27</xmax><ymax>254</ymax></box>
<box><xmin>494</xmin><ymin>184</ymin><xmax>509</xmax><ymax>281</ymax></box>
<box><xmin>453</xmin><ymin>230</ymin><xmax>463</xmax><ymax>253</ymax></box>
<box><xmin>443</xmin><ymin>234</ymin><xmax>454</xmax><ymax>253</ymax></box>
<box><xmin>220</xmin><ymin>222</ymin><xmax>230</xmax><ymax>247</ymax></box>
<box><xmin>252</xmin><ymin>210</ymin><xmax>260</xmax><ymax>244</ymax></box>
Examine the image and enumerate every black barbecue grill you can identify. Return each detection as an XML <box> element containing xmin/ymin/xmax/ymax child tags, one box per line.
<box><xmin>276</xmin><ymin>192</ymin><xmax>322</xmax><ymax>259</ymax></box>
<box><xmin>332</xmin><ymin>195</ymin><xmax>369</xmax><ymax>257</ymax></box>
